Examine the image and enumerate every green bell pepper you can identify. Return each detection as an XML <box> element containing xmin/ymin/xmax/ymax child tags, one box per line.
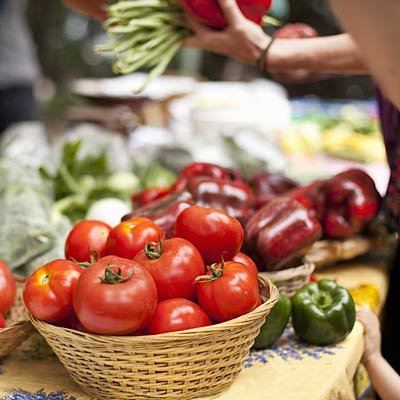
<box><xmin>292</xmin><ymin>279</ymin><xmax>356</xmax><ymax>346</ymax></box>
<box><xmin>253</xmin><ymin>293</ymin><xmax>291</xmax><ymax>350</ymax></box>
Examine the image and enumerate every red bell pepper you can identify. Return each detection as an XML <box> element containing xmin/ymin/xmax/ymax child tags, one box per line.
<box><xmin>287</xmin><ymin>180</ymin><xmax>327</xmax><ymax>221</ymax></box>
<box><xmin>124</xmin><ymin>192</ymin><xmax>194</xmax><ymax>238</ymax></box>
<box><xmin>185</xmin><ymin>176</ymin><xmax>256</xmax><ymax>225</ymax></box>
<box><xmin>179</xmin><ymin>0</ymin><xmax>272</xmax><ymax>29</ymax></box>
<box><xmin>250</xmin><ymin>171</ymin><xmax>298</xmax><ymax>209</ymax></box>
<box><xmin>131</xmin><ymin>187</ymin><xmax>172</xmax><ymax>208</ymax></box>
<box><xmin>179</xmin><ymin>162</ymin><xmax>228</xmax><ymax>181</ymax></box>
<box><xmin>322</xmin><ymin>169</ymin><xmax>381</xmax><ymax>239</ymax></box>
<box><xmin>245</xmin><ymin>196</ymin><xmax>322</xmax><ymax>271</ymax></box>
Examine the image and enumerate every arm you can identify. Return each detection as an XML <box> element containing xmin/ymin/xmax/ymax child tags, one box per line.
<box><xmin>357</xmin><ymin>309</ymin><xmax>400</xmax><ymax>400</ymax></box>
<box><xmin>185</xmin><ymin>0</ymin><xmax>368</xmax><ymax>75</ymax></box>
<box><xmin>61</xmin><ymin>0</ymin><xmax>107</xmax><ymax>21</ymax></box>
<box><xmin>331</xmin><ymin>0</ymin><xmax>400</xmax><ymax>109</ymax></box>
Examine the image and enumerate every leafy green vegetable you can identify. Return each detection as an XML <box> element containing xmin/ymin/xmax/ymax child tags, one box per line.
<box><xmin>0</xmin><ymin>158</ymin><xmax>57</xmax><ymax>270</ymax></box>
<box><xmin>18</xmin><ymin>215</ymin><xmax>72</xmax><ymax>276</ymax></box>
<box><xmin>41</xmin><ymin>139</ymin><xmax>140</xmax><ymax>222</ymax></box>
<box><xmin>137</xmin><ymin>163</ymin><xmax>176</xmax><ymax>189</ymax></box>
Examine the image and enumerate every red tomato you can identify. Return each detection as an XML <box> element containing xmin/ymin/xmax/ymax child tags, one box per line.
<box><xmin>174</xmin><ymin>206</ymin><xmax>244</xmax><ymax>265</ymax></box>
<box><xmin>23</xmin><ymin>260</ymin><xmax>82</xmax><ymax>323</ymax></box>
<box><xmin>0</xmin><ymin>313</ymin><xmax>6</xmax><ymax>328</ymax></box>
<box><xmin>145</xmin><ymin>298</ymin><xmax>211</xmax><ymax>335</ymax></box>
<box><xmin>106</xmin><ymin>217</ymin><xmax>164</xmax><ymax>259</ymax></box>
<box><xmin>73</xmin><ymin>256</ymin><xmax>157</xmax><ymax>335</ymax></box>
<box><xmin>65</xmin><ymin>220</ymin><xmax>112</xmax><ymax>263</ymax></box>
<box><xmin>232</xmin><ymin>252</ymin><xmax>259</xmax><ymax>277</ymax></box>
<box><xmin>179</xmin><ymin>0</ymin><xmax>272</xmax><ymax>29</ymax></box>
<box><xmin>0</xmin><ymin>260</ymin><xmax>16</xmax><ymax>315</ymax></box>
<box><xmin>133</xmin><ymin>238</ymin><xmax>205</xmax><ymax>301</ymax></box>
<box><xmin>196</xmin><ymin>260</ymin><xmax>259</xmax><ymax>322</ymax></box>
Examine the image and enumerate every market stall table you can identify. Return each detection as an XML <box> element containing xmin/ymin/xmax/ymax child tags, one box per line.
<box><xmin>0</xmin><ymin>257</ymin><xmax>388</xmax><ymax>400</ymax></box>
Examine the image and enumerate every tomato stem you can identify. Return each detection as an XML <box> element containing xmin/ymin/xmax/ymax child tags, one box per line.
<box><xmin>72</xmin><ymin>249</ymin><xmax>100</xmax><ymax>269</ymax></box>
<box><xmin>194</xmin><ymin>256</ymin><xmax>225</xmax><ymax>283</ymax></box>
<box><xmin>100</xmin><ymin>266</ymin><xmax>133</xmax><ymax>284</ymax></box>
<box><xmin>144</xmin><ymin>237</ymin><xmax>163</xmax><ymax>259</ymax></box>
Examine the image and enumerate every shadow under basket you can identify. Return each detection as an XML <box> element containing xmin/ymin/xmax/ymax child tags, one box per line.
<box><xmin>0</xmin><ymin>276</ymin><xmax>34</xmax><ymax>358</ymax></box>
<box><xmin>29</xmin><ymin>278</ymin><xmax>279</xmax><ymax>400</ymax></box>
<box><xmin>259</xmin><ymin>262</ymin><xmax>315</xmax><ymax>297</ymax></box>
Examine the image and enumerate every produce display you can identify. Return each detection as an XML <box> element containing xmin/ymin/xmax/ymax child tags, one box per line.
<box><xmin>123</xmin><ymin>161</ymin><xmax>381</xmax><ymax>271</ymax></box>
<box><xmin>0</xmin><ymin>121</ymin><xmax>382</xmax><ymax>397</ymax></box>
<box><xmin>98</xmin><ymin>0</ymin><xmax>276</xmax><ymax>91</ymax></box>
<box><xmin>23</xmin><ymin>205</ymin><xmax>263</xmax><ymax>337</ymax></box>
<box><xmin>281</xmin><ymin>100</ymin><xmax>386</xmax><ymax>163</ymax></box>
<box><xmin>0</xmin><ymin>128</ymin><xmax>161</xmax><ymax>274</ymax></box>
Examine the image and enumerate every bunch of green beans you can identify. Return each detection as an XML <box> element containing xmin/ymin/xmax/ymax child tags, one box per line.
<box><xmin>97</xmin><ymin>0</ymin><xmax>192</xmax><ymax>93</ymax></box>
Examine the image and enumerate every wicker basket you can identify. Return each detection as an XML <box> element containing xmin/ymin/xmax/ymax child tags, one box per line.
<box><xmin>305</xmin><ymin>236</ymin><xmax>372</xmax><ymax>269</ymax></box>
<box><xmin>0</xmin><ymin>276</ymin><xmax>34</xmax><ymax>358</ymax></box>
<box><xmin>259</xmin><ymin>262</ymin><xmax>315</xmax><ymax>297</ymax></box>
<box><xmin>29</xmin><ymin>278</ymin><xmax>278</xmax><ymax>400</ymax></box>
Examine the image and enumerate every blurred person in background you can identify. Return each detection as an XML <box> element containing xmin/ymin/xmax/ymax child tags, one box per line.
<box><xmin>0</xmin><ymin>0</ymin><xmax>107</xmax><ymax>134</ymax></box>
<box><xmin>0</xmin><ymin>0</ymin><xmax>40</xmax><ymax>133</ymax></box>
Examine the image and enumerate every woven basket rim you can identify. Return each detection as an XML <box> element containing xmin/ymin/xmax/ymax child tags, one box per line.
<box><xmin>3</xmin><ymin>275</ymin><xmax>30</xmax><ymax>329</ymax></box>
<box><xmin>259</xmin><ymin>261</ymin><xmax>315</xmax><ymax>280</ymax></box>
<box><xmin>29</xmin><ymin>278</ymin><xmax>279</xmax><ymax>343</ymax></box>
<box><xmin>1</xmin><ymin>320</ymin><xmax>31</xmax><ymax>334</ymax></box>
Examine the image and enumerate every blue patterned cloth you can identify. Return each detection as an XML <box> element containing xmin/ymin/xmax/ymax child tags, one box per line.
<box><xmin>0</xmin><ymin>390</ymin><xmax>76</xmax><ymax>400</ymax></box>
<box><xmin>245</xmin><ymin>326</ymin><xmax>337</xmax><ymax>368</ymax></box>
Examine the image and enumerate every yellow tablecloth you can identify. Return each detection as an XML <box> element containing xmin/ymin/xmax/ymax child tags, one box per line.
<box><xmin>0</xmin><ymin>257</ymin><xmax>389</xmax><ymax>400</ymax></box>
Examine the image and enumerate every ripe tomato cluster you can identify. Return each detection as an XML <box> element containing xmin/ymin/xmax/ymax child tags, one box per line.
<box><xmin>23</xmin><ymin>206</ymin><xmax>261</xmax><ymax>336</ymax></box>
<box><xmin>0</xmin><ymin>260</ymin><xmax>17</xmax><ymax>329</ymax></box>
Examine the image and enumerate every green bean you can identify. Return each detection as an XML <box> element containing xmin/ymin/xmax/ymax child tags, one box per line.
<box><xmin>134</xmin><ymin>40</ymin><xmax>182</xmax><ymax>93</ymax></box>
<box><xmin>116</xmin><ymin>32</ymin><xmax>183</xmax><ymax>73</ymax></box>
<box><xmin>99</xmin><ymin>0</ymin><xmax>193</xmax><ymax>91</ymax></box>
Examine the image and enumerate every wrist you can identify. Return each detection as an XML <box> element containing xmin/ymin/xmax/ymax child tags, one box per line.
<box><xmin>363</xmin><ymin>352</ymin><xmax>384</xmax><ymax>368</ymax></box>
<box><xmin>250</xmin><ymin>35</ymin><xmax>270</xmax><ymax>65</ymax></box>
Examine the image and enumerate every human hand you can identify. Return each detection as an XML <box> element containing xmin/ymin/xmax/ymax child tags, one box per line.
<box><xmin>61</xmin><ymin>0</ymin><xmax>108</xmax><ymax>21</ymax></box>
<box><xmin>357</xmin><ymin>308</ymin><xmax>382</xmax><ymax>365</ymax></box>
<box><xmin>184</xmin><ymin>0</ymin><xmax>270</xmax><ymax>65</ymax></box>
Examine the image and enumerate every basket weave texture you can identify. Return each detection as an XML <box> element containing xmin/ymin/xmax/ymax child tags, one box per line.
<box><xmin>259</xmin><ymin>262</ymin><xmax>315</xmax><ymax>297</ymax></box>
<box><xmin>0</xmin><ymin>276</ymin><xmax>34</xmax><ymax>358</ymax></box>
<box><xmin>30</xmin><ymin>278</ymin><xmax>278</xmax><ymax>400</ymax></box>
<box><xmin>305</xmin><ymin>236</ymin><xmax>372</xmax><ymax>269</ymax></box>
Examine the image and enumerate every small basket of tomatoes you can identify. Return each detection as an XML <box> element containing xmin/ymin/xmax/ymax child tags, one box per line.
<box><xmin>24</xmin><ymin>206</ymin><xmax>279</xmax><ymax>400</ymax></box>
<box><xmin>29</xmin><ymin>276</ymin><xmax>278</xmax><ymax>400</ymax></box>
<box><xmin>0</xmin><ymin>261</ymin><xmax>34</xmax><ymax>358</ymax></box>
